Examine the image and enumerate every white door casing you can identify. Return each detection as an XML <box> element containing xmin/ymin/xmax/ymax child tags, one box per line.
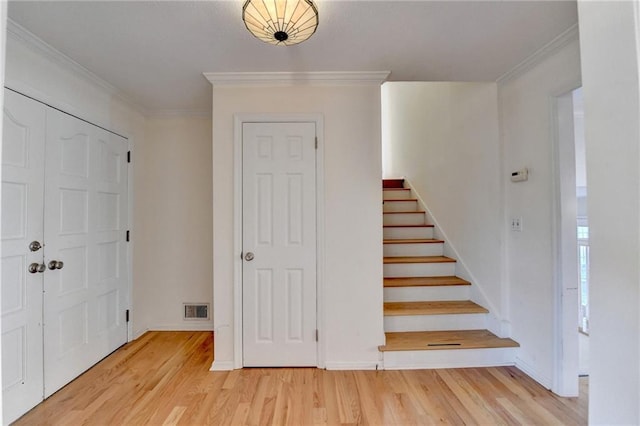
<box><xmin>242</xmin><ymin>122</ymin><xmax>317</xmax><ymax>367</ymax></box>
<box><xmin>1</xmin><ymin>89</ymin><xmax>46</xmax><ymax>424</ymax></box>
<box><xmin>43</xmin><ymin>109</ymin><xmax>129</xmax><ymax>396</ymax></box>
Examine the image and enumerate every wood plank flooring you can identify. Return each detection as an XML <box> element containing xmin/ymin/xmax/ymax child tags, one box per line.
<box><xmin>14</xmin><ymin>331</ymin><xmax>587</xmax><ymax>425</ymax></box>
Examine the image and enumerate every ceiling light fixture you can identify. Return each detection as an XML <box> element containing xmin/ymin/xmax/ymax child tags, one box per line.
<box><xmin>242</xmin><ymin>0</ymin><xmax>319</xmax><ymax>46</ymax></box>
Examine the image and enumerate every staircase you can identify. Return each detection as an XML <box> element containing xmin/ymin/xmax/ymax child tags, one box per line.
<box><xmin>379</xmin><ymin>178</ymin><xmax>519</xmax><ymax>369</ymax></box>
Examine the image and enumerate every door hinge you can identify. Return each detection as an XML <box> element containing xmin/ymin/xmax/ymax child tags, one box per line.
<box><xmin>315</xmin><ymin>329</ymin><xmax>319</xmax><ymax>342</ymax></box>
<box><xmin>126</xmin><ymin>230</ymin><xmax>130</xmax><ymax>242</ymax></box>
<box><xmin>127</xmin><ymin>151</ymin><xmax>131</xmax><ymax>163</ymax></box>
<box><xmin>315</xmin><ymin>137</ymin><xmax>318</xmax><ymax>150</ymax></box>
<box><xmin>126</xmin><ymin>309</ymin><xmax>130</xmax><ymax>323</ymax></box>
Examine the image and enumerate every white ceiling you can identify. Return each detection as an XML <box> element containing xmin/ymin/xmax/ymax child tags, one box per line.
<box><xmin>8</xmin><ymin>1</ymin><xmax>578</xmax><ymax>113</ymax></box>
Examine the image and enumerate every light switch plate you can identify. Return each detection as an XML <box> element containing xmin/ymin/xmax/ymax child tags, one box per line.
<box><xmin>511</xmin><ymin>217</ymin><xmax>523</xmax><ymax>232</ymax></box>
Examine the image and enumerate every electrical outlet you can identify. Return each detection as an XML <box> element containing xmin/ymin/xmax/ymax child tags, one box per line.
<box><xmin>511</xmin><ymin>217</ymin><xmax>523</xmax><ymax>232</ymax></box>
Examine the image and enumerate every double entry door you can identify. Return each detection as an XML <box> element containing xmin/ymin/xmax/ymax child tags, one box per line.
<box><xmin>242</xmin><ymin>122</ymin><xmax>318</xmax><ymax>367</ymax></box>
<box><xmin>2</xmin><ymin>89</ymin><xmax>129</xmax><ymax>423</ymax></box>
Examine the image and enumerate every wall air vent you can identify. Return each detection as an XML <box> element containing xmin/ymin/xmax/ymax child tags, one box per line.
<box><xmin>183</xmin><ymin>303</ymin><xmax>209</xmax><ymax>320</ymax></box>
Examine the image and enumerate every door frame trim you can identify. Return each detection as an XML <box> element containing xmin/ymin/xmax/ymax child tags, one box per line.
<box><xmin>232</xmin><ymin>113</ymin><xmax>325</xmax><ymax>368</ymax></box>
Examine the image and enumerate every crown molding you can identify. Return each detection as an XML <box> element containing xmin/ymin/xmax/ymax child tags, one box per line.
<box><xmin>203</xmin><ymin>71</ymin><xmax>391</xmax><ymax>87</ymax></box>
<box><xmin>146</xmin><ymin>109</ymin><xmax>212</xmax><ymax>118</ymax></box>
<box><xmin>496</xmin><ymin>23</ymin><xmax>579</xmax><ymax>85</ymax></box>
<box><xmin>6</xmin><ymin>18</ymin><xmax>149</xmax><ymax>116</ymax></box>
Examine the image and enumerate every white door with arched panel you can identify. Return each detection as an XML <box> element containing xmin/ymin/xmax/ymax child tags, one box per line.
<box><xmin>242</xmin><ymin>122</ymin><xmax>317</xmax><ymax>367</ymax></box>
<box><xmin>1</xmin><ymin>89</ymin><xmax>47</xmax><ymax>425</ymax></box>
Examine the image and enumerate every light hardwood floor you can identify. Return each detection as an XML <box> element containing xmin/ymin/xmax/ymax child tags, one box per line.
<box><xmin>15</xmin><ymin>331</ymin><xmax>588</xmax><ymax>425</ymax></box>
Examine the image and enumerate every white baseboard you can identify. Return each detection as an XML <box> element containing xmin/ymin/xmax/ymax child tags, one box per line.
<box><xmin>149</xmin><ymin>323</ymin><xmax>214</xmax><ymax>331</ymax></box>
<box><xmin>210</xmin><ymin>360</ymin><xmax>236</xmax><ymax>371</ymax></box>
<box><xmin>324</xmin><ymin>362</ymin><xmax>380</xmax><ymax>370</ymax></box>
<box><xmin>132</xmin><ymin>327</ymin><xmax>149</xmax><ymax>340</ymax></box>
<box><xmin>515</xmin><ymin>356</ymin><xmax>552</xmax><ymax>389</ymax></box>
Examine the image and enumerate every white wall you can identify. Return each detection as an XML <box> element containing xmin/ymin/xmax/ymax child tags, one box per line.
<box><xmin>381</xmin><ymin>82</ymin><xmax>504</xmax><ymax>331</ymax></box>
<box><xmin>0</xmin><ymin>2</ymin><xmax>8</xmax><ymax>420</ymax></box>
<box><xmin>134</xmin><ymin>116</ymin><xmax>213</xmax><ymax>335</ymax></box>
<box><xmin>211</xmin><ymin>85</ymin><xmax>384</xmax><ymax>369</ymax></box>
<box><xmin>498</xmin><ymin>38</ymin><xmax>581</xmax><ymax>387</ymax></box>
<box><xmin>578</xmin><ymin>1</ymin><xmax>640</xmax><ymax>423</ymax></box>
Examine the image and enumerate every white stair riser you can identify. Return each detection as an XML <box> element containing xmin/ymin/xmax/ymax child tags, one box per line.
<box><xmin>382</xmin><ymin>347</ymin><xmax>517</xmax><ymax>370</ymax></box>
<box><xmin>384</xmin><ymin>262</ymin><xmax>456</xmax><ymax>277</ymax></box>
<box><xmin>384</xmin><ymin>227</ymin><xmax>434</xmax><ymax>239</ymax></box>
<box><xmin>383</xmin><ymin>213</ymin><xmax>425</xmax><ymax>226</ymax></box>
<box><xmin>383</xmin><ymin>190</ymin><xmax>412</xmax><ymax>200</ymax></box>
<box><xmin>384</xmin><ymin>285</ymin><xmax>470</xmax><ymax>302</ymax></box>
<box><xmin>384</xmin><ymin>313</ymin><xmax>487</xmax><ymax>332</ymax></box>
<box><xmin>384</xmin><ymin>243</ymin><xmax>444</xmax><ymax>257</ymax></box>
<box><xmin>383</xmin><ymin>200</ymin><xmax>418</xmax><ymax>212</ymax></box>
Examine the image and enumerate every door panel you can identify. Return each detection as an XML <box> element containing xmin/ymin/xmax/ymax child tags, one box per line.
<box><xmin>1</xmin><ymin>90</ymin><xmax>46</xmax><ymax>424</ymax></box>
<box><xmin>242</xmin><ymin>122</ymin><xmax>317</xmax><ymax>367</ymax></box>
<box><xmin>43</xmin><ymin>109</ymin><xmax>128</xmax><ymax>397</ymax></box>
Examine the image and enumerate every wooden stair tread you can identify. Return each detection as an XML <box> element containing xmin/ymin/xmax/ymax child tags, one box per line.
<box><xmin>383</xmin><ymin>188</ymin><xmax>411</xmax><ymax>191</ymax></box>
<box><xmin>384</xmin><ymin>239</ymin><xmax>444</xmax><ymax>244</ymax></box>
<box><xmin>384</xmin><ymin>300</ymin><xmax>488</xmax><ymax>316</ymax></box>
<box><xmin>384</xmin><ymin>276</ymin><xmax>471</xmax><ymax>287</ymax></box>
<box><xmin>383</xmin><ymin>198</ymin><xmax>418</xmax><ymax>202</ymax></box>
<box><xmin>384</xmin><ymin>256</ymin><xmax>455</xmax><ymax>264</ymax></box>
<box><xmin>379</xmin><ymin>330</ymin><xmax>520</xmax><ymax>351</ymax></box>
<box><xmin>383</xmin><ymin>211</ymin><xmax>425</xmax><ymax>215</ymax></box>
<box><xmin>383</xmin><ymin>224</ymin><xmax>434</xmax><ymax>228</ymax></box>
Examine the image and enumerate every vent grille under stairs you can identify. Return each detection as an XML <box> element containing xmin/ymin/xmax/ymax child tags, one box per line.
<box><xmin>379</xmin><ymin>179</ymin><xmax>518</xmax><ymax>369</ymax></box>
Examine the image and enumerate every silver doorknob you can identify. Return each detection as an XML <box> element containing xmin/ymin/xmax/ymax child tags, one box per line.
<box><xmin>29</xmin><ymin>263</ymin><xmax>46</xmax><ymax>274</ymax></box>
<box><xmin>244</xmin><ymin>252</ymin><xmax>255</xmax><ymax>261</ymax></box>
<box><xmin>48</xmin><ymin>260</ymin><xmax>64</xmax><ymax>270</ymax></box>
<box><xmin>29</xmin><ymin>241</ymin><xmax>42</xmax><ymax>252</ymax></box>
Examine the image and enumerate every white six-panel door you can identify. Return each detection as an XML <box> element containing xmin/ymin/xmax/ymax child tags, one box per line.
<box><xmin>1</xmin><ymin>89</ymin><xmax>47</xmax><ymax>424</ymax></box>
<box><xmin>242</xmin><ymin>122</ymin><xmax>317</xmax><ymax>367</ymax></box>
<box><xmin>1</xmin><ymin>90</ymin><xmax>129</xmax><ymax>422</ymax></box>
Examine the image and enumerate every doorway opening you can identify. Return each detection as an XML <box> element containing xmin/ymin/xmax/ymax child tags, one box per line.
<box><xmin>572</xmin><ymin>88</ymin><xmax>589</xmax><ymax>377</ymax></box>
<box><xmin>553</xmin><ymin>85</ymin><xmax>587</xmax><ymax>397</ymax></box>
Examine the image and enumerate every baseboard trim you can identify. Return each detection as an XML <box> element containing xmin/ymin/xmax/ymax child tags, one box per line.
<box><xmin>132</xmin><ymin>327</ymin><xmax>149</xmax><ymax>341</ymax></box>
<box><xmin>324</xmin><ymin>362</ymin><xmax>379</xmax><ymax>371</ymax></box>
<box><xmin>210</xmin><ymin>360</ymin><xmax>236</xmax><ymax>371</ymax></box>
<box><xmin>148</xmin><ymin>323</ymin><xmax>214</xmax><ymax>331</ymax></box>
<box><xmin>515</xmin><ymin>356</ymin><xmax>552</xmax><ymax>389</ymax></box>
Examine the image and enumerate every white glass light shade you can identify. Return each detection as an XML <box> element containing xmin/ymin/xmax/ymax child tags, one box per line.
<box><xmin>242</xmin><ymin>0</ymin><xmax>319</xmax><ymax>46</ymax></box>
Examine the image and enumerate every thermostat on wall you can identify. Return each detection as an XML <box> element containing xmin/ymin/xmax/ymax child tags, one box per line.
<box><xmin>511</xmin><ymin>168</ymin><xmax>528</xmax><ymax>182</ymax></box>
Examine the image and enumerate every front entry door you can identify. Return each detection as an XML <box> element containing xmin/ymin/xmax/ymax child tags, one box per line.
<box><xmin>242</xmin><ymin>122</ymin><xmax>317</xmax><ymax>366</ymax></box>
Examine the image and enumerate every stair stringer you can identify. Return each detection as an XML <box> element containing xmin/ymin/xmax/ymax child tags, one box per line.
<box><xmin>402</xmin><ymin>178</ymin><xmax>511</xmax><ymax>338</ymax></box>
